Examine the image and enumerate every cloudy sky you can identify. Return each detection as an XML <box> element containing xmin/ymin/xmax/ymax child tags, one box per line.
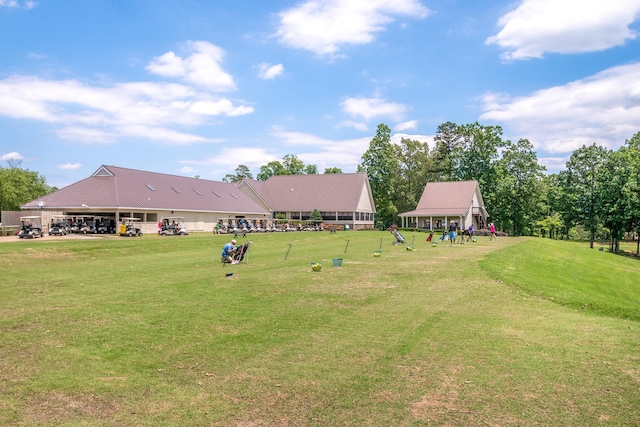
<box><xmin>1</xmin><ymin>0</ymin><xmax>639</xmax><ymax>187</ymax></box>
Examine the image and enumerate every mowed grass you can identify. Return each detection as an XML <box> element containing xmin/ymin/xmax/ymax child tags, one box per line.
<box><xmin>0</xmin><ymin>232</ymin><xmax>638</xmax><ymax>426</ymax></box>
<box><xmin>480</xmin><ymin>238</ymin><xmax>640</xmax><ymax>321</ymax></box>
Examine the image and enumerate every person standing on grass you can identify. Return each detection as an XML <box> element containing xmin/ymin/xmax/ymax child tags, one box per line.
<box><xmin>467</xmin><ymin>224</ymin><xmax>474</xmax><ymax>242</ymax></box>
<box><xmin>490</xmin><ymin>223</ymin><xmax>496</xmax><ymax>240</ymax></box>
<box><xmin>222</xmin><ymin>239</ymin><xmax>238</xmax><ymax>264</ymax></box>
<box><xmin>448</xmin><ymin>220</ymin><xmax>457</xmax><ymax>246</ymax></box>
<box><xmin>157</xmin><ymin>221</ymin><xmax>162</xmax><ymax>235</ymax></box>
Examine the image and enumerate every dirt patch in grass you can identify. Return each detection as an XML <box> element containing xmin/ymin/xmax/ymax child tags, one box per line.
<box><xmin>22</xmin><ymin>392</ymin><xmax>120</xmax><ymax>425</ymax></box>
<box><xmin>410</xmin><ymin>366</ymin><xmax>482</xmax><ymax>422</ymax></box>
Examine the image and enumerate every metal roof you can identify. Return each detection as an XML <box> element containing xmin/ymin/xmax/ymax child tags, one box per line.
<box><xmin>22</xmin><ymin>165</ymin><xmax>270</xmax><ymax>215</ymax></box>
<box><xmin>399</xmin><ymin>180</ymin><xmax>486</xmax><ymax>217</ymax></box>
<box><xmin>241</xmin><ymin>173</ymin><xmax>375</xmax><ymax>212</ymax></box>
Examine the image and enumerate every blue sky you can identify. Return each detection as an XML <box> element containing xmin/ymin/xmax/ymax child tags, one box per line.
<box><xmin>1</xmin><ymin>0</ymin><xmax>639</xmax><ymax>188</ymax></box>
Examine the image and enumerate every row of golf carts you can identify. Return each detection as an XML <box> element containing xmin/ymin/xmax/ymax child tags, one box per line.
<box><xmin>16</xmin><ymin>215</ymin><xmax>189</xmax><ymax>238</ymax></box>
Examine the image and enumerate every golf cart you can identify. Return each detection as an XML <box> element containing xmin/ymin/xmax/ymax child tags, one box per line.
<box><xmin>18</xmin><ymin>216</ymin><xmax>44</xmax><ymax>238</ymax></box>
<box><xmin>49</xmin><ymin>215</ymin><xmax>71</xmax><ymax>236</ymax></box>
<box><xmin>70</xmin><ymin>216</ymin><xmax>92</xmax><ymax>234</ymax></box>
<box><xmin>94</xmin><ymin>216</ymin><xmax>109</xmax><ymax>234</ymax></box>
<box><xmin>160</xmin><ymin>217</ymin><xmax>188</xmax><ymax>236</ymax></box>
<box><xmin>119</xmin><ymin>217</ymin><xmax>143</xmax><ymax>237</ymax></box>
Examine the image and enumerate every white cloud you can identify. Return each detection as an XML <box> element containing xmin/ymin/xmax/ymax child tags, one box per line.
<box><xmin>181</xmin><ymin>127</ymin><xmax>438</xmax><ymax>177</ymax></box>
<box><xmin>0</xmin><ymin>75</ymin><xmax>253</xmax><ymax>145</ymax></box>
<box><xmin>395</xmin><ymin>120</ymin><xmax>417</xmax><ymax>131</ymax></box>
<box><xmin>257</xmin><ymin>62</ymin><xmax>284</xmax><ymax>80</ymax></box>
<box><xmin>179</xmin><ymin>147</ymin><xmax>278</xmax><ymax>171</ymax></box>
<box><xmin>479</xmin><ymin>62</ymin><xmax>640</xmax><ymax>153</ymax></box>
<box><xmin>270</xmin><ymin>129</ymin><xmax>371</xmax><ymax>170</ymax></box>
<box><xmin>146</xmin><ymin>41</ymin><xmax>236</xmax><ymax>91</ymax></box>
<box><xmin>487</xmin><ymin>0</ymin><xmax>640</xmax><ymax>60</ymax></box>
<box><xmin>274</xmin><ymin>0</ymin><xmax>430</xmax><ymax>57</ymax></box>
<box><xmin>336</xmin><ymin>120</ymin><xmax>369</xmax><ymax>131</ymax></box>
<box><xmin>177</xmin><ymin>166</ymin><xmax>196</xmax><ymax>174</ymax></box>
<box><xmin>57</xmin><ymin>163</ymin><xmax>82</xmax><ymax>170</ymax></box>
<box><xmin>341</xmin><ymin>96</ymin><xmax>407</xmax><ymax>121</ymax></box>
<box><xmin>538</xmin><ymin>156</ymin><xmax>568</xmax><ymax>172</ymax></box>
<box><xmin>0</xmin><ymin>0</ymin><xmax>37</xmax><ymax>9</ymax></box>
<box><xmin>1</xmin><ymin>151</ymin><xmax>24</xmax><ymax>161</ymax></box>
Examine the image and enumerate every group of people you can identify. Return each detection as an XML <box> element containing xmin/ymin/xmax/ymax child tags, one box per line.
<box><xmin>447</xmin><ymin>220</ymin><xmax>474</xmax><ymax>246</ymax></box>
<box><xmin>446</xmin><ymin>220</ymin><xmax>497</xmax><ymax>245</ymax></box>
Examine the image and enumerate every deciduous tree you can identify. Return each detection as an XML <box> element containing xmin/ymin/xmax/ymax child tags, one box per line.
<box><xmin>0</xmin><ymin>166</ymin><xmax>53</xmax><ymax>212</ymax></box>
<box><xmin>222</xmin><ymin>165</ymin><xmax>253</xmax><ymax>183</ymax></box>
<box><xmin>564</xmin><ymin>143</ymin><xmax>610</xmax><ymax>248</ymax></box>
<box><xmin>358</xmin><ymin>124</ymin><xmax>399</xmax><ymax>227</ymax></box>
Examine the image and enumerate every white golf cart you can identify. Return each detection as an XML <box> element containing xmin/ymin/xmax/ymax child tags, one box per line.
<box><xmin>160</xmin><ymin>217</ymin><xmax>188</xmax><ymax>236</ymax></box>
<box><xmin>49</xmin><ymin>215</ymin><xmax>71</xmax><ymax>236</ymax></box>
<box><xmin>119</xmin><ymin>217</ymin><xmax>143</xmax><ymax>237</ymax></box>
<box><xmin>18</xmin><ymin>216</ymin><xmax>44</xmax><ymax>238</ymax></box>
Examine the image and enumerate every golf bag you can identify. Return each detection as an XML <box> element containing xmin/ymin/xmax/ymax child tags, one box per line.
<box><xmin>233</xmin><ymin>241</ymin><xmax>252</xmax><ymax>262</ymax></box>
<box><xmin>390</xmin><ymin>229</ymin><xmax>405</xmax><ymax>245</ymax></box>
<box><xmin>425</xmin><ymin>232</ymin><xmax>434</xmax><ymax>243</ymax></box>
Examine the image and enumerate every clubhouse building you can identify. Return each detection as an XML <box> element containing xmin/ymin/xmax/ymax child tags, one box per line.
<box><xmin>398</xmin><ymin>180</ymin><xmax>489</xmax><ymax>230</ymax></box>
<box><xmin>21</xmin><ymin>165</ymin><xmax>377</xmax><ymax>233</ymax></box>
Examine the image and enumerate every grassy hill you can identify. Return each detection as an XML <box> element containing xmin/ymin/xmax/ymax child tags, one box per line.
<box><xmin>1</xmin><ymin>232</ymin><xmax>638</xmax><ymax>426</ymax></box>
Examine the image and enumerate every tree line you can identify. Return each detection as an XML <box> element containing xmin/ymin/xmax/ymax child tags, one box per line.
<box><xmin>225</xmin><ymin>122</ymin><xmax>640</xmax><ymax>253</ymax></box>
<box><xmin>359</xmin><ymin>123</ymin><xmax>640</xmax><ymax>254</ymax></box>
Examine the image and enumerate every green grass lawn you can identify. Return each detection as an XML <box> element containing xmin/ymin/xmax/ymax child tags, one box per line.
<box><xmin>1</xmin><ymin>232</ymin><xmax>638</xmax><ymax>426</ymax></box>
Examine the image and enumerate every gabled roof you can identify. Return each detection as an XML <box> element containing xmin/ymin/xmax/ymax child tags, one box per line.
<box><xmin>399</xmin><ymin>180</ymin><xmax>484</xmax><ymax>217</ymax></box>
<box><xmin>241</xmin><ymin>173</ymin><xmax>375</xmax><ymax>212</ymax></box>
<box><xmin>22</xmin><ymin>165</ymin><xmax>269</xmax><ymax>215</ymax></box>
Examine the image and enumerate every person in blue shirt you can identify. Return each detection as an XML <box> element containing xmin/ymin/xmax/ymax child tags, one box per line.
<box><xmin>222</xmin><ymin>239</ymin><xmax>237</xmax><ymax>264</ymax></box>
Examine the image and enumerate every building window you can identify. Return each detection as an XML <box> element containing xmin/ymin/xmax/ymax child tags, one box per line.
<box><xmin>320</xmin><ymin>212</ymin><xmax>335</xmax><ymax>221</ymax></box>
<box><xmin>338</xmin><ymin>212</ymin><xmax>353</xmax><ymax>221</ymax></box>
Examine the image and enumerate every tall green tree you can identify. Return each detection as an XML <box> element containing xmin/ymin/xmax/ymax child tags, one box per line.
<box><xmin>393</xmin><ymin>137</ymin><xmax>431</xmax><ymax>216</ymax></box>
<box><xmin>257</xmin><ymin>161</ymin><xmax>287</xmax><ymax>180</ymax></box>
<box><xmin>430</xmin><ymin>121</ymin><xmax>461</xmax><ymax>181</ymax></box>
<box><xmin>0</xmin><ymin>166</ymin><xmax>53</xmax><ymax>212</ymax></box>
<box><xmin>494</xmin><ymin>139</ymin><xmax>546</xmax><ymax>236</ymax></box>
<box><xmin>303</xmin><ymin>164</ymin><xmax>318</xmax><ymax>175</ymax></box>
<box><xmin>598</xmin><ymin>148</ymin><xmax>631</xmax><ymax>253</ymax></box>
<box><xmin>598</xmin><ymin>132</ymin><xmax>640</xmax><ymax>253</ymax></box>
<box><xmin>540</xmin><ymin>173</ymin><xmax>569</xmax><ymax>239</ymax></box>
<box><xmin>357</xmin><ymin>124</ymin><xmax>399</xmax><ymax>227</ymax></box>
<box><xmin>564</xmin><ymin>143</ymin><xmax>610</xmax><ymax>248</ymax></box>
<box><xmin>625</xmin><ymin>132</ymin><xmax>640</xmax><ymax>254</ymax></box>
<box><xmin>282</xmin><ymin>154</ymin><xmax>305</xmax><ymax>175</ymax></box>
<box><xmin>222</xmin><ymin>165</ymin><xmax>253</xmax><ymax>183</ymax></box>
<box><xmin>452</xmin><ymin>122</ymin><xmax>505</xmax><ymax>229</ymax></box>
